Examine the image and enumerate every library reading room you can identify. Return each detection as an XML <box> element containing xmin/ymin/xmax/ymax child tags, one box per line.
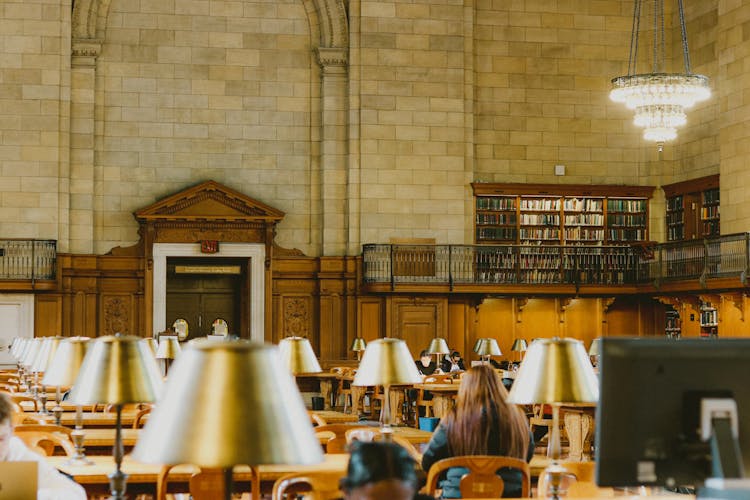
<box><xmin>1</xmin><ymin>0</ymin><xmax>750</xmax><ymax>498</ymax></box>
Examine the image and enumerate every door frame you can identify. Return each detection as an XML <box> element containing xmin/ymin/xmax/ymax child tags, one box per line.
<box><xmin>153</xmin><ymin>243</ymin><xmax>265</xmax><ymax>342</ymax></box>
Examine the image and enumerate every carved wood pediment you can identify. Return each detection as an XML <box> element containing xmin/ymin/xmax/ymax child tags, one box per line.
<box><xmin>135</xmin><ymin>180</ymin><xmax>284</xmax><ymax>223</ymax></box>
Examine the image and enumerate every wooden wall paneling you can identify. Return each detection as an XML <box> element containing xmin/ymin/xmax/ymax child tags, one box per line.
<box><xmin>99</xmin><ymin>295</ymin><xmax>136</xmax><ymax>337</ymax></box>
<box><xmin>317</xmin><ymin>257</ymin><xmax>358</xmax><ymax>362</ymax></box>
<box><xmin>390</xmin><ymin>297</ymin><xmax>446</xmax><ymax>359</ymax></box>
<box><xmin>358</xmin><ymin>298</ymin><xmax>384</xmax><ymax>345</ymax></box>
<box><xmin>474</xmin><ymin>297</ymin><xmax>515</xmax><ymax>364</ymax></box>
<box><xmin>515</xmin><ymin>298</ymin><xmax>559</xmax><ymax>341</ymax></box>
<box><xmin>720</xmin><ymin>293</ymin><xmax>747</xmax><ymax>336</ymax></box>
<box><xmin>561</xmin><ymin>298</ymin><xmax>601</xmax><ymax>346</ymax></box>
<box><xmin>447</xmin><ymin>300</ymin><xmax>471</xmax><ymax>363</ymax></box>
<box><xmin>34</xmin><ymin>295</ymin><xmax>62</xmax><ymax>336</ymax></box>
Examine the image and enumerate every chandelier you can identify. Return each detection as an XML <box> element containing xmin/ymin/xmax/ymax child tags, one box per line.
<box><xmin>610</xmin><ymin>0</ymin><xmax>710</xmax><ymax>147</ymax></box>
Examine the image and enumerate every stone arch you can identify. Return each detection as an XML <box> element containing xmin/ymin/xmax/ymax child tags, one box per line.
<box><xmin>311</xmin><ymin>0</ymin><xmax>349</xmax><ymax>49</ymax></box>
<box><xmin>72</xmin><ymin>0</ymin><xmax>114</xmax><ymax>40</ymax></box>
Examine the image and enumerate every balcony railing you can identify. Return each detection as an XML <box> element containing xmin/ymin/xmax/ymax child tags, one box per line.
<box><xmin>0</xmin><ymin>240</ymin><xmax>56</xmax><ymax>281</ymax></box>
<box><xmin>362</xmin><ymin>233</ymin><xmax>750</xmax><ymax>287</ymax></box>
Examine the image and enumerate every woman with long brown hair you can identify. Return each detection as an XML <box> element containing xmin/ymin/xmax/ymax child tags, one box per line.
<box><xmin>421</xmin><ymin>365</ymin><xmax>533</xmax><ymax>498</ymax></box>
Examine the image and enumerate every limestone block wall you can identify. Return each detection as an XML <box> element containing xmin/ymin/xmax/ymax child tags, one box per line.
<box><xmin>0</xmin><ymin>0</ymin><xmax>70</xmax><ymax>241</ymax></box>
<box><xmin>94</xmin><ymin>0</ymin><xmax>316</xmax><ymax>254</ymax></box>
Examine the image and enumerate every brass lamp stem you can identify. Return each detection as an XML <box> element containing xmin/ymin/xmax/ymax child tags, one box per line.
<box><xmin>39</xmin><ymin>383</ymin><xmax>49</xmax><ymax>415</ymax></box>
<box><xmin>380</xmin><ymin>385</ymin><xmax>393</xmax><ymax>442</ymax></box>
<box><xmin>68</xmin><ymin>405</ymin><xmax>93</xmax><ymax>465</ymax></box>
<box><xmin>52</xmin><ymin>385</ymin><xmax>63</xmax><ymax>426</ymax></box>
<box><xmin>546</xmin><ymin>404</ymin><xmax>565</xmax><ymax>500</ymax></box>
<box><xmin>108</xmin><ymin>404</ymin><xmax>128</xmax><ymax>500</ymax></box>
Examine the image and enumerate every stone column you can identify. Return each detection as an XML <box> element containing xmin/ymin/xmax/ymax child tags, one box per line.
<box><xmin>69</xmin><ymin>39</ymin><xmax>101</xmax><ymax>254</ymax></box>
<box><xmin>315</xmin><ymin>48</ymin><xmax>349</xmax><ymax>256</ymax></box>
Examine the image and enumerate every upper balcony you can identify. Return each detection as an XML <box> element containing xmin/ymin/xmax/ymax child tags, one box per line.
<box><xmin>0</xmin><ymin>240</ymin><xmax>57</xmax><ymax>290</ymax></box>
<box><xmin>361</xmin><ymin>233</ymin><xmax>750</xmax><ymax>296</ymax></box>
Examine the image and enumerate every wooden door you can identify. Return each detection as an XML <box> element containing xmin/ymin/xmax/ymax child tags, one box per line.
<box><xmin>165</xmin><ymin>259</ymin><xmax>243</xmax><ymax>339</ymax></box>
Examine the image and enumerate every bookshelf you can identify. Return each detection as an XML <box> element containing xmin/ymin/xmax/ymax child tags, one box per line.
<box><xmin>699</xmin><ymin>302</ymin><xmax>718</xmax><ymax>338</ymax></box>
<box><xmin>665</xmin><ymin>306</ymin><xmax>681</xmax><ymax>338</ymax></box>
<box><xmin>663</xmin><ymin>174</ymin><xmax>720</xmax><ymax>242</ymax></box>
<box><xmin>472</xmin><ymin>183</ymin><xmax>653</xmax><ymax>246</ymax></box>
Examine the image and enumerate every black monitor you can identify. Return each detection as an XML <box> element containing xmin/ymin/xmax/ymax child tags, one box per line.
<box><xmin>596</xmin><ymin>337</ymin><xmax>750</xmax><ymax>492</ymax></box>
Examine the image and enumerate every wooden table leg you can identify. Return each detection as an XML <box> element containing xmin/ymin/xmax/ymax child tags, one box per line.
<box><xmin>319</xmin><ymin>379</ymin><xmax>333</xmax><ymax>410</ymax></box>
<box><xmin>563</xmin><ymin>410</ymin><xmax>593</xmax><ymax>461</ymax></box>
<box><xmin>431</xmin><ymin>394</ymin><xmax>452</xmax><ymax>418</ymax></box>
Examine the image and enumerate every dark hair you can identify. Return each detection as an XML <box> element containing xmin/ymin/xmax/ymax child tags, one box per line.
<box><xmin>340</xmin><ymin>441</ymin><xmax>417</xmax><ymax>491</ymax></box>
<box><xmin>451</xmin><ymin>351</ymin><xmax>461</xmax><ymax>358</ymax></box>
<box><xmin>419</xmin><ymin>350</ymin><xmax>430</xmax><ymax>358</ymax></box>
<box><xmin>0</xmin><ymin>393</ymin><xmax>14</xmax><ymax>425</ymax></box>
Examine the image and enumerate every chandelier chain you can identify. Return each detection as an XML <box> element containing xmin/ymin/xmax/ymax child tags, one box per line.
<box><xmin>677</xmin><ymin>0</ymin><xmax>692</xmax><ymax>74</ymax></box>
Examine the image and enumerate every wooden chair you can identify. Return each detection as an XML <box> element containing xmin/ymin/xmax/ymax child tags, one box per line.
<box><xmin>315</xmin><ymin>424</ymin><xmax>372</xmax><ymax>453</ymax></box>
<box><xmin>4</xmin><ymin>392</ymin><xmax>38</xmax><ymax>412</ymax></box>
<box><xmin>271</xmin><ymin>470</ymin><xmax>343</xmax><ymax>500</ymax></box>
<box><xmin>132</xmin><ymin>406</ymin><xmax>152</xmax><ymax>428</ymax></box>
<box><xmin>536</xmin><ymin>460</ymin><xmax>614</xmax><ymax>498</ymax></box>
<box><xmin>14</xmin><ymin>424</ymin><xmax>76</xmax><ymax>457</ymax></box>
<box><xmin>330</xmin><ymin>367</ymin><xmax>355</xmax><ymax>413</ymax></box>
<box><xmin>310</xmin><ymin>412</ymin><xmax>327</xmax><ymax>427</ymax></box>
<box><xmin>156</xmin><ymin>465</ymin><xmax>242</xmax><ymax>500</ymax></box>
<box><xmin>425</xmin><ymin>455</ymin><xmax>531</xmax><ymax>498</ymax></box>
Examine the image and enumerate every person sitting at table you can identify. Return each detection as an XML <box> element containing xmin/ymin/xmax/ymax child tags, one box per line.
<box><xmin>415</xmin><ymin>350</ymin><xmax>441</xmax><ymax>376</ymax></box>
<box><xmin>340</xmin><ymin>441</ymin><xmax>433</xmax><ymax>500</ymax></box>
<box><xmin>0</xmin><ymin>393</ymin><xmax>86</xmax><ymax>500</ymax></box>
<box><xmin>421</xmin><ymin>365</ymin><xmax>534</xmax><ymax>498</ymax></box>
<box><xmin>440</xmin><ymin>351</ymin><xmax>466</xmax><ymax>374</ymax></box>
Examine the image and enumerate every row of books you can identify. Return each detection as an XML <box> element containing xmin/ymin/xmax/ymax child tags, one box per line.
<box><xmin>476</xmin><ymin>213</ymin><xmax>516</xmax><ymax>225</ymax></box>
<box><xmin>476</xmin><ymin>197</ymin><xmax>515</xmax><ymax>210</ymax></box>
<box><xmin>666</xmin><ymin>195</ymin><xmax>683</xmax><ymax>211</ymax></box>
<box><xmin>476</xmin><ymin>228</ymin><xmax>516</xmax><ymax>240</ymax></box>
<box><xmin>702</xmin><ymin>189</ymin><xmax>719</xmax><ymax>205</ymax></box>
<box><xmin>519</xmin><ymin>228</ymin><xmax>560</xmax><ymax>240</ymax></box>
<box><xmin>519</xmin><ymin>214</ymin><xmax>560</xmax><ymax>225</ymax></box>
<box><xmin>563</xmin><ymin>198</ymin><xmax>604</xmax><ymax>212</ymax></box>
<box><xmin>608</xmin><ymin>228</ymin><xmax>647</xmax><ymax>240</ymax></box>
<box><xmin>607</xmin><ymin>199</ymin><xmax>647</xmax><ymax>212</ymax></box>
<box><xmin>520</xmin><ymin>199</ymin><xmax>561</xmax><ymax>211</ymax></box>
<box><xmin>701</xmin><ymin>205</ymin><xmax>719</xmax><ymax>219</ymax></box>
<box><xmin>564</xmin><ymin>228</ymin><xmax>605</xmax><ymax>240</ymax></box>
<box><xmin>564</xmin><ymin>214</ymin><xmax>604</xmax><ymax>226</ymax></box>
<box><xmin>607</xmin><ymin>214</ymin><xmax>647</xmax><ymax>227</ymax></box>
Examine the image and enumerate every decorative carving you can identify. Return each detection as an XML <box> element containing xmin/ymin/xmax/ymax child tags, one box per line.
<box><xmin>601</xmin><ymin>297</ymin><xmax>616</xmax><ymax>323</ymax></box>
<box><xmin>273</xmin><ymin>243</ymin><xmax>306</xmax><ymax>257</ymax></box>
<box><xmin>315</xmin><ymin>47</ymin><xmax>348</xmax><ymax>70</ymax></box>
<box><xmin>283</xmin><ymin>297</ymin><xmax>309</xmax><ymax>337</ymax></box>
<box><xmin>314</xmin><ymin>0</ymin><xmax>349</xmax><ymax>48</ymax></box>
<box><xmin>103</xmin><ymin>296</ymin><xmax>130</xmax><ymax>336</ymax></box>
<box><xmin>558</xmin><ymin>297</ymin><xmax>573</xmax><ymax>323</ymax></box>
<box><xmin>515</xmin><ymin>297</ymin><xmax>529</xmax><ymax>323</ymax></box>
<box><xmin>724</xmin><ymin>292</ymin><xmax>746</xmax><ymax>322</ymax></box>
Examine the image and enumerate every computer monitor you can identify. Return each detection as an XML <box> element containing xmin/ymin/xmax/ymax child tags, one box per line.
<box><xmin>596</xmin><ymin>337</ymin><xmax>750</xmax><ymax>490</ymax></box>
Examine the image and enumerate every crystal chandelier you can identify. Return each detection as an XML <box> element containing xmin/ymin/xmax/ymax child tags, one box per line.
<box><xmin>610</xmin><ymin>0</ymin><xmax>710</xmax><ymax>148</ymax></box>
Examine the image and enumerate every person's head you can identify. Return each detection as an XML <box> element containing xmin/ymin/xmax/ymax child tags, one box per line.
<box><xmin>419</xmin><ymin>350</ymin><xmax>431</xmax><ymax>364</ymax></box>
<box><xmin>340</xmin><ymin>441</ymin><xmax>418</xmax><ymax>500</ymax></box>
<box><xmin>445</xmin><ymin>365</ymin><xmax>529</xmax><ymax>459</ymax></box>
<box><xmin>451</xmin><ymin>351</ymin><xmax>461</xmax><ymax>362</ymax></box>
<box><xmin>0</xmin><ymin>393</ymin><xmax>15</xmax><ymax>460</ymax></box>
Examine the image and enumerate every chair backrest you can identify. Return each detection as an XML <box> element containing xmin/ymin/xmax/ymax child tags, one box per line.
<box><xmin>3</xmin><ymin>392</ymin><xmax>37</xmax><ymax>412</ymax></box>
<box><xmin>132</xmin><ymin>407</ymin><xmax>152</xmax><ymax>428</ymax></box>
<box><xmin>14</xmin><ymin>424</ymin><xmax>76</xmax><ymax>457</ymax></box>
<box><xmin>536</xmin><ymin>460</ymin><xmax>614</xmax><ymax>498</ymax></box>
<box><xmin>425</xmin><ymin>455</ymin><xmax>531</xmax><ymax>498</ymax></box>
<box><xmin>157</xmin><ymin>465</ymin><xmax>243</xmax><ymax>500</ymax></box>
<box><xmin>271</xmin><ymin>471</ymin><xmax>343</xmax><ymax>500</ymax></box>
<box><xmin>310</xmin><ymin>412</ymin><xmax>327</xmax><ymax>426</ymax></box>
<box><xmin>315</xmin><ymin>424</ymin><xmax>372</xmax><ymax>453</ymax></box>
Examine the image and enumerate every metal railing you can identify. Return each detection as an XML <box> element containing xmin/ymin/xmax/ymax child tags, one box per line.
<box><xmin>363</xmin><ymin>233</ymin><xmax>750</xmax><ymax>287</ymax></box>
<box><xmin>0</xmin><ymin>240</ymin><xmax>56</xmax><ymax>281</ymax></box>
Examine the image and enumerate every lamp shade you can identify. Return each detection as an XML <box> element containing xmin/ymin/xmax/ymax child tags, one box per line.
<box><xmin>69</xmin><ymin>335</ymin><xmax>163</xmax><ymax>405</ymax></box>
<box><xmin>511</xmin><ymin>338</ymin><xmax>528</xmax><ymax>352</ymax></box>
<box><xmin>507</xmin><ymin>337</ymin><xmax>598</xmax><ymax>405</ymax></box>
<box><xmin>475</xmin><ymin>338</ymin><xmax>502</xmax><ymax>357</ymax></box>
<box><xmin>350</xmin><ymin>337</ymin><xmax>367</xmax><ymax>352</ymax></box>
<box><xmin>31</xmin><ymin>337</ymin><xmax>63</xmax><ymax>373</ymax></box>
<box><xmin>42</xmin><ymin>337</ymin><xmax>90</xmax><ymax>387</ymax></box>
<box><xmin>155</xmin><ymin>336</ymin><xmax>181</xmax><ymax>360</ymax></box>
<box><xmin>353</xmin><ymin>338</ymin><xmax>423</xmax><ymax>387</ymax></box>
<box><xmin>427</xmin><ymin>337</ymin><xmax>450</xmax><ymax>355</ymax></box>
<box><xmin>21</xmin><ymin>338</ymin><xmax>42</xmax><ymax>367</ymax></box>
<box><xmin>588</xmin><ymin>338</ymin><xmax>601</xmax><ymax>356</ymax></box>
<box><xmin>132</xmin><ymin>339</ymin><xmax>323</xmax><ymax>467</ymax></box>
<box><xmin>278</xmin><ymin>336</ymin><xmax>322</xmax><ymax>374</ymax></box>
<box><xmin>141</xmin><ymin>338</ymin><xmax>158</xmax><ymax>357</ymax></box>
<box><xmin>473</xmin><ymin>338</ymin><xmax>485</xmax><ymax>353</ymax></box>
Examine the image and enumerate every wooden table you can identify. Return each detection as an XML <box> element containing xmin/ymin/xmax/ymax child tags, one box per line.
<box><xmin>49</xmin><ymin>453</ymin><xmax>350</xmax><ymax>496</ymax></box>
<box><xmin>78</xmin><ymin>428</ymin><xmax>140</xmax><ymax>455</ymax></box>
<box><xmin>32</xmin><ymin>411</ymin><xmax>139</xmax><ymax>428</ymax></box>
<box><xmin>309</xmin><ymin>410</ymin><xmax>359</xmax><ymax>424</ymax></box>
<box><xmin>412</xmin><ymin>383</ymin><xmax>458</xmax><ymax>418</ymax></box>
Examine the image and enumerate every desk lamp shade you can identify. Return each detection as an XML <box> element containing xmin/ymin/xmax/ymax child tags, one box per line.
<box><xmin>132</xmin><ymin>339</ymin><xmax>323</xmax><ymax>467</ymax></box>
<box><xmin>155</xmin><ymin>336</ymin><xmax>181</xmax><ymax>360</ymax></box>
<box><xmin>350</xmin><ymin>337</ymin><xmax>367</xmax><ymax>352</ymax></box>
<box><xmin>353</xmin><ymin>338</ymin><xmax>422</xmax><ymax>388</ymax></box>
<box><xmin>278</xmin><ymin>336</ymin><xmax>322</xmax><ymax>374</ymax></box>
<box><xmin>11</xmin><ymin>338</ymin><xmax>27</xmax><ymax>359</ymax></box>
<box><xmin>141</xmin><ymin>338</ymin><xmax>158</xmax><ymax>357</ymax></box>
<box><xmin>473</xmin><ymin>338</ymin><xmax>486</xmax><ymax>353</ymax></box>
<box><xmin>511</xmin><ymin>338</ymin><xmax>528</xmax><ymax>353</ymax></box>
<box><xmin>42</xmin><ymin>337</ymin><xmax>90</xmax><ymax>387</ymax></box>
<box><xmin>427</xmin><ymin>337</ymin><xmax>450</xmax><ymax>356</ymax></box>
<box><xmin>475</xmin><ymin>338</ymin><xmax>502</xmax><ymax>357</ymax></box>
<box><xmin>31</xmin><ymin>337</ymin><xmax>63</xmax><ymax>373</ymax></box>
<box><xmin>507</xmin><ymin>337</ymin><xmax>598</xmax><ymax>405</ymax></box>
<box><xmin>21</xmin><ymin>338</ymin><xmax>42</xmax><ymax>368</ymax></box>
<box><xmin>588</xmin><ymin>338</ymin><xmax>601</xmax><ymax>357</ymax></box>
<box><xmin>70</xmin><ymin>335</ymin><xmax>163</xmax><ymax>405</ymax></box>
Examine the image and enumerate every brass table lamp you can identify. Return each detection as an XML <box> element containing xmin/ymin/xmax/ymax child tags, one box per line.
<box><xmin>588</xmin><ymin>338</ymin><xmax>601</xmax><ymax>367</ymax></box>
<box><xmin>427</xmin><ymin>337</ymin><xmax>450</xmax><ymax>371</ymax></box>
<box><xmin>42</xmin><ymin>337</ymin><xmax>91</xmax><ymax>462</ymax></box>
<box><xmin>278</xmin><ymin>336</ymin><xmax>322</xmax><ymax>374</ymax></box>
<box><xmin>140</xmin><ymin>337</ymin><xmax>158</xmax><ymax>358</ymax></box>
<box><xmin>155</xmin><ymin>335</ymin><xmax>181</xmax><ymax>376</ymax></box>
<box><xmin>511</xmin><ymin>338</ymin><xmax>528</xmax><ymax>366</ymax></box>
<box><xmin>507</xmin><ymin>337</ymin><xmax>598</xmax><ymax>500</ymax></box>
<box><xmin>19</xmin><ymin>338</ymin><xmax>42</xmax><ymax>395</ymax></box>
<box><xmin>132</xmin><ymin>339</ymin><xmax>323</xmax><ymax>500</ymax></box>
<box><xmin>30</xmin><ymin>336</ymin><xmax>62</xmax><ymax>415</ymax></box>
<box><xmin>353</xmin><ymin>338</ymin><xmax>422</xmax><ymax>437</ymax></box>
<box><xmin>70</xmin><ymin>335</ymin><xmax>163</xmax><ymax>500</ymax></box>
<box><xmin>475</xmin><ymin>338</ymin><xmax>502</xmax><ymax>365</ymax></box>
<box><xmin>350</xmin><ymin>337</ymin><xmax>367</xmax><ymax>361</ymax></box>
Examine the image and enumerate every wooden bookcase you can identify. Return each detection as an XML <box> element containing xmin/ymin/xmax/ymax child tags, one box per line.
<box><xmin>472</xmin><ymin>183</ymin><xmax>654</xmax><ymax>246</ymax></box>
<box><xmin>663</xmin><ymin>174</ymin><xmax>720</xmax><ymax>242</ymax></box>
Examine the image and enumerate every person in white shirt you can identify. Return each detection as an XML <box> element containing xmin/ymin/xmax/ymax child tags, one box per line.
<box><xmin>0</xmin><ymin>393</ymin><xmax>86</xmax><ymax>500</ymax></box>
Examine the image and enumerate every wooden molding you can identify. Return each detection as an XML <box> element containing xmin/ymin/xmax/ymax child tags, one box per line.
<box><xmin>662</xmin><ymin>174</ymin><xmax>719</xmax><ymax>198</ymax></box>
<box><xmin>723</xmin><ymin>292</ymin><xmax>746</xmax><ymax>322</ymax></box>
<box><xmin>472</xmin><ymin>182</ymin><xmax>655</xmax><ymax>198</ymax></box>
<box><xmin>515</xmin><ymin>297</ymin><xmax>529</xmax><ymax>323</ymax></box>
<box><xmin>601</xmin><ymin>297</ymin><xmax>616</xmax><ymax>322</ymax></box>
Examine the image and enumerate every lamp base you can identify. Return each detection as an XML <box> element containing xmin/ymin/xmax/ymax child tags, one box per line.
<box><xmin>541</xmin><ymin>462</ymin><xmax>573</xmax><ymax>500</ymax></box>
